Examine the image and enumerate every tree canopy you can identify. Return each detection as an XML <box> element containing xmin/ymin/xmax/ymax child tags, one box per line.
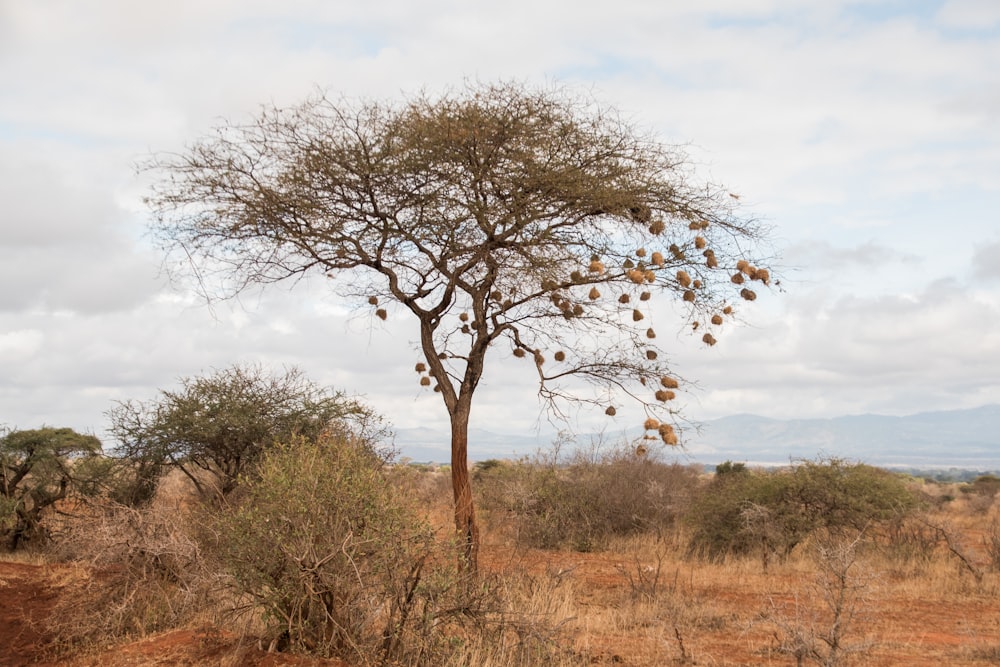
<box><xmin>1</xmin><ymin>426</ymin><xmax>103</xmax><ymax>550</ymax></box>
<box><xmin>147</xmin><ymin>81</ymin><xmax>772</xmax><ymax>568</ymax></box>
<box><xmin>107</xmin><ymin>364</ymin><xmax>385</xmax><ymax>502</ymax></box>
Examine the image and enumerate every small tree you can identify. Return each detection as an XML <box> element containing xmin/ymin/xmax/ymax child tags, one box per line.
<box><xmin>1</xmin><ymin>426</ymin><xmax>103</xmax><ymax>550</ymax></box>
<box><xmin>147</xmin><ymin>81</ymin><xmax>772</xmax><ymax>568</ymax></box>
<box><xmin>107</xmin><ymin>363</ymin><xmax>385</xmax><ymax>502</ymax></box>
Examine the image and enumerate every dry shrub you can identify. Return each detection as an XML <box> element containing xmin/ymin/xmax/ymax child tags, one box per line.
<box><xmin>476</xmin><ymin>443</ymin><xmax>701</xmax><ymax>551</ymax></box>
<box><xmin>45</xmin><ymin>499</ymin><xmax>214</xmax><ymax>651</ymax></box>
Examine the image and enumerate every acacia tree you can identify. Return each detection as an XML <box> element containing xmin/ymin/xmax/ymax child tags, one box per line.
<box><xmin>107</xmin><ymin>364</ymin><xmax>386</xmax><ymax>502</ymax></box>
<box><xmin>1</xmin><ymin>427</ymin><xmax>103</xmax><ymax>550</ymax></box>
<box><xmin>147</xmin><ymin>82</ymin><xmax>771</xmax><ymax>569</ymax></box>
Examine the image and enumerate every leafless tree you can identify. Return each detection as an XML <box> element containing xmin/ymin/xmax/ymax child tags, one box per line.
<box><xmin>145</xmin><ymin>81</ymin><xmax>771</xmax><ymax>569</ymax></box>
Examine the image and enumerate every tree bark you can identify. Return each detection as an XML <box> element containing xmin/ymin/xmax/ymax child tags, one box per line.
<box><xmin>449</xmin><ymin>402</ymin><xmax>480</xmax><ymax>572</ymax></box>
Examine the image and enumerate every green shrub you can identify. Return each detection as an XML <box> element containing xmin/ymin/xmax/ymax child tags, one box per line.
<box><xmin>685</xmin><ymin>458</ymin><xmax>918</xmax><ymax>563</ymax></box>
<box><xmin>205</xmin><ymin>428</ymin><xmax>478</xmax><ymax>663</ymax></box>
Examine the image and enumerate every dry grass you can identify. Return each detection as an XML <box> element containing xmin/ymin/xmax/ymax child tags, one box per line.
<box><xmin>7</xmin><ymin>465</ymin><xmax>1000</xmax><ymax>666</ymax></box>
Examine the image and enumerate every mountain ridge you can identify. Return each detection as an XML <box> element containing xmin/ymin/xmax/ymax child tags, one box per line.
<box><xmin>394</xmin><ymin>404</ymin><xmax>1000</xmax><ymax>469</ymax></box>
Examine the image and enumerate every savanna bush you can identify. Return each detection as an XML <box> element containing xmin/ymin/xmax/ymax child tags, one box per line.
<box><xmin>476</xmin><ymin>443</ymin><xmax>700</xmax><ymax>551</ymax></box>
<box><xmin>204</xmin><ymin>427</ymin><xmax>486</xmax><ymax>664</ymax></box>
<box><xmin>685</xmin><ymin>458</ymin><xmax>918</xmax><ymax>563</ymax></box>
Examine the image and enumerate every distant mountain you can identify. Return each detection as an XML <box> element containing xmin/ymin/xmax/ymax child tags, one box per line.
<box><xmin>393</xmin><ymin>405</ymin><xmax>1000</xmax><ymax>469</ymax></box>
<box><xmin>685</xmin><ymin>404</ymin><xmax>1000</xmax><ymax>468</ymax></box>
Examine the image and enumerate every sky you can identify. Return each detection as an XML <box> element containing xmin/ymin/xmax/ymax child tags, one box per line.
<box><xmin>2</xmin><ymin>0</ymin><xmax>1000</xmax><ymax>453</ymax></box>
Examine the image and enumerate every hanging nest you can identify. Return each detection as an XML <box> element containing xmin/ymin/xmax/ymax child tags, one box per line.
<box><xmin>651</xmin><ymin>251</ymin><xmax>665</xmax><ymax>267</ymax></box>
<box><xmin>632</xmin><ymin>309</ymin><xmax>644</xmax><ymax>321</ymax></box>
<box><xmin>646</xmin><ymin>328</ymin><xmax>657</xmax><ymax>339</ymax></box>
<box><xmin>502</xmin><ymin>299</ymin><xmax>513</xmax><ymax>309</ymax></box>
<box><xmin>459</xmin><ymin>312</ymin><xmax>470</xmax><ymax>322</ymax></box>
<box><xmin>644</xmin><ymin>270</ymin><xmax>656</xmax><ymax>283</ymax></box>
<box><xmin>572</xmin><ymin>304</ymin><xmax>584</xmax><ymax>317</ymax></box>
<box><xmin>636</xmin><ymin>248</ymin><xmax>647</xmax><ymax>258</ymax></box>
<box><xmin>554</xmin><ymin>350</ymin><xmax>566</xmax><ymax>362</ymax></box>
<box><xmin>711</xmin><ymin>314</ymin><xmax>724</xmax><ymax>326</ymax></box>
<box><xmin>723</xmin><ymin>305</ymin><xmax>734</xmax><ymax>315</ymax></box>
<box><xmin>627</xmin><ymin>269</ymin><xmax>646</xmax><ymax>284</ymax></box>
<box><xmin>513</xmin><ymin>348</ymin><xmax>526</xmax><ymax>358</ymax></box>
<box><xmin>705</xmin><ymin>252</ymin><xmax>718</xmax><ymax>269</ymax></box>
<box><xmin>433</xmin><ymin>384</ymin><xmax>442</xmax><ymax>393</ymax></box>
<box><xmin>702</xmin><ymin>333</ymin><xmax>717</xmax><ymax>346</ymax></box>
<box><xmin>368</xmin><ymin>296</ymin><xmax>379</xmax><ymax>306</ymax></box>
<box><xmin>438</xmin><ymin>352</ymin><xmax>448</xmax><ymax>359</ymax></box>
<box><xmin>570</xmin><ymin>270</ymin><xmax>584</xmax><ymax>283</ymax></box>
<box><xmin>491</xmin><ymin>290</ymin><xmax>503</xmax><ymax>301</ymax></box>
<box><xmin>419</xmin><ymin>376</ymin><xmax>431</xmax><ymax>387</ymax></box>
<box><xmin>736</xmin><ymin>259</ymin><xmax>750</xmax><ymax>274</ymax></box>
<box><xmin>605</xmin><ymin>406</ymin><xmax>617</xmax><ymax>416</ymax></box>
<box><xmin>692</xmin><ymin>321</ymin><xmax>699</xmax><ymax>330</ymax></box>
<box><xmin>694</xmin><ymin>236</ymin><xmax>707</xmax><ymax>249</ymax></box>
<box><xmin>461</xmin><ymin>325</ymin><xmax>471</xmax><ymax>334</ymax></box>
<box><xmin>660</xmin><ymin>376</ymin><xmax>679</xmax><ymax>389</ymax></box>
<box><xmin>376</xmin><ymin>309</ymin><xmax>388</xmax><ymax>321</ymax></box>
<box><xmin>415</xmin><ymin>362</ymin><xmax>427</xmax><ymax>373</ymax></box>
<box><xmin>669</xmin><ymin>244</ymin><xmax>683</xmax><ymax>259</ymax></box>
<box><xmin>755</xmin><ymin>268</ymin><xmax>770</xmax><ymax>284</ymax></box>
<box><xmin>589</xmin><ymin>259</ymin><xmax>606</xmax><ymax>274</ymax></box>
<box><xmin>640</xmin><ymin>291</ymin><xmax>651</xmax><ymax>301</ymax></box>
<box><xmin>623</xmin><ymin>258</ymin><xmax>636</xmax><ymax>269</ymax></box>
<box><xmin>683</xmin><ymin>290</ymin><xmax>696</xmax><ymax>302</ymax></box>
<box><xmin>533</xmin><ymin>351</ymin><xmax>545</xmax><ymax>366</ymax></box>
<box><xmin>687</xmin><ymin>221</ymin><xmax>701</xmax><ymax>231</ymax></box>
<box><xmin>655</xmin><ymin>389</ymin><xmax>676</xmax><ymax>402</ymax></box>
<box><xmin>659</xmin><ymin>423</ymin><xmax>679</xmax><ymax>446</ymax></box>
<box><xmin>643</xmin><ymin>418</ymin><xmax>660</xmax><ymax>431</ymax></box>
<box><xmin>740</xmin><ymin>288</ymin><xmax>757</xmax><ymax>301</ymax></box>
<box><xmin>648</xmin><ymin>219</ymin><xmax>666</xmax><ymax>235</ymax></box>
<box><xmin>646</xmin><ymin>350</ymin><xmax>658</xmax><ymax>360</ymax></box>
<box><xmin>693</xmin><ymin>280</ymin><xmax>703</xmax><ymax>289</ymax></box>
<box><xmin>619</xmin><ymin>294</ymin><xmax>631</xmax><ymax>304</ymax></box>
<box><xmin>635</xmin><ymin>444</ymin><xmax>649</xmax><ymax>458</ymax></box>
<box><xmin>731</xmin><ymin>272</ymin><xmax>745</xmax><ymax>285</ymax></box>
<box><xmin>589</xmin><ymin>287</ymin><xmax>601</xmax><ymax>300</ymax></box>
<box><xmin>676</xmin><ymin>270</ymin><xmax>692</xmax><ymax>288</ymax></box>
<box><xmin>541</xmin><ymin>278</ymin><xmax>558</xmax><ymax>291</ymax></box>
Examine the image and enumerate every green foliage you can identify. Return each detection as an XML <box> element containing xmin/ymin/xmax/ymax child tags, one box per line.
<box><xmin>476</xmin><ymin>444</ymin><xmax>700</xmax><ymax>551</ymax></box>
<box><xmin>1</xmin><ymin>426</ymin><xmax>104</xmax><ymax>550</ymax></box>
<box><xmin>205</xmin><ymin>428</ymin><xmax>477</xmax><ymax>663</ymax></box>
<box><xmin>715</xmin><ymin>460</ymin><xmax>747</xmax><ymax>476</ymax></box>
<box><xmin>107</xmin><ymin>363</ymin><xmax>387</xmax><ymax>502</ymax></box>
<box><xmin>686</xmin><ymin>458</ymin><xmax>918</xmax><ymax>563</ymax></box>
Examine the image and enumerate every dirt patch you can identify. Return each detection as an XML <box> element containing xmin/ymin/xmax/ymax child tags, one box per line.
<box><xmin>0</xmin><ymin>562</ymin><xmax>348</xmax><ymax>667</ymax></box>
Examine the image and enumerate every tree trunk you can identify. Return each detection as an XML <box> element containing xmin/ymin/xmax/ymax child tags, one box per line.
<box><xmin>449</xmin><ymin>403</ymin><xmax>480</xmax><ymax>572</ymax></box>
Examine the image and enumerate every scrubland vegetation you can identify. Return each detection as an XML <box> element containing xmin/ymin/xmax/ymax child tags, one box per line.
<box><xmin>4</xmin><ymin>439</ymin><xmax>1000</xmax><ymax>664</ymax></box>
